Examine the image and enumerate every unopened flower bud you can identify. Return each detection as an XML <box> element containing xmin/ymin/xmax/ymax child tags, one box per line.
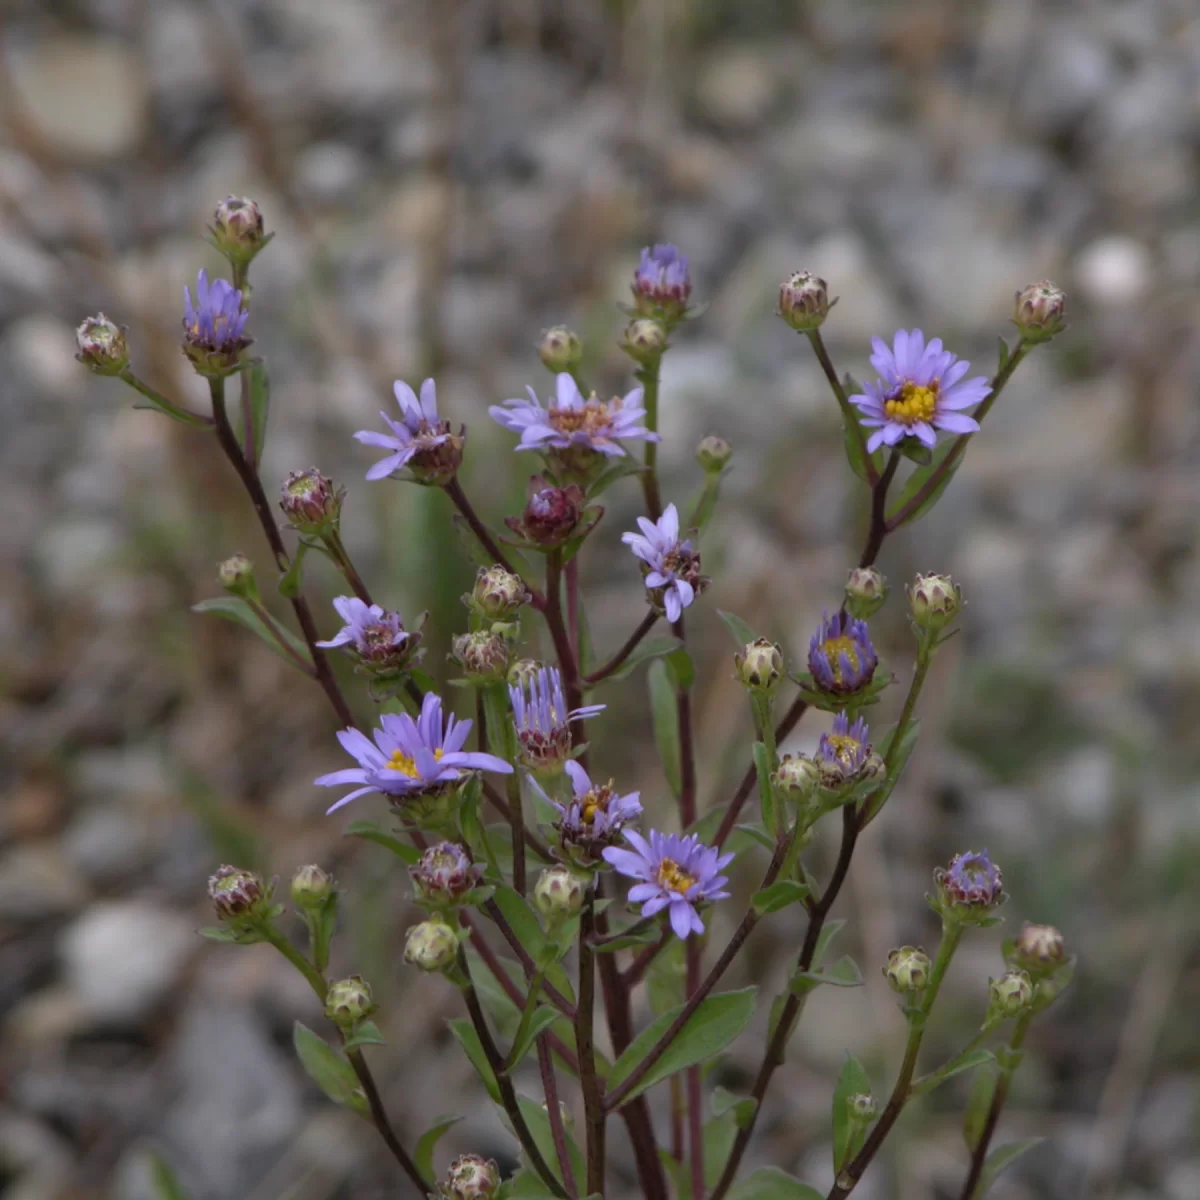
<box><xmin>908</xmin><ymin>573</ymin><xmax>961</xmax><ymax>633</ymax></box>
<box><xmin>440</xmin><ymin>1154</ymin><xmax>500</xmax><ymax>1200</ymax></box>
<box><xmin>452</xmin><ymin>630</ymin><xmax>510</xmax><ymax>682</ymax></box>
<box><xmin>75</xmin><ymin>314</ymin><xmax>129</xmax><ymax>376</ymax></box>
<box><xmin>859</xmin><ymin>751</ymin><xmax>887</xmax><ymax>783</ymax></box>
<box><xmin>533</xmin><ymin>866</ymin><xmax>587</xmax><ymax>922</ymax></box>
<box><xmin>208</xmin><ymin>864</ymin><xmax>268</xmax><ymax>922</ymax></box>
<box><xmin>772</xmin><ymin>754</ymin><xmax>820</xmax><ymax>800</ymax></box>
<box><xmin>1013</xmin><ymin>280</ymin><xmax>1066</xmax><ymax>343</ymax></box>
<box><xmin>622</xmin><ymin>318</ymin><xmax>668</xmax><ymax>364</ymax></box>
<box><xmin>211</xmin><ymin>196</ymin><xmax>266</xmax><ymax>264</ymax></box>
<box><xmin>404</xmin><ymin>918</ymin><xmax>459</xmax><ymax>973</ymax></box>
<box><xmin>844</xmin><ymin>567</ymin><xmax>887</xmax><ymax>619</ymax></box>
<box><xmin>324</xmin><ymin>975</ymin><xmax>376</xmax><ymax>1029</ymax></box>
<box><xmin>508</xmin><ymin>658</ymin><xmax>545</xmax><ymax>689</ymax></box>
<box><xmin>218</xmin><ymin>553</ymin><xmax>258</xmax><ymax>599</ymax></box>
<box><xmin>696</xmin><ymin>435</ymin><xmax>732</xmax><ymax>473</ymax></box>
<box><xmin>506</xmin><ymin>477</ymin><xmax>584</xmax><ymax>547</ymax></box>
<box><xmin>988</xmin><ymin>969</ymin><xmax>1034</xmax><ymax>1019</ymax></box>
<box><xmin>1010</xmin><ymin>923</ymin><xmax>1067</xmax><ymax>977</ymax></box>
<box><xmin>290</xmin><ymin>864</ymin><xmax>334</xmax><ymax>913</ymax></box>
<box><xmin>778</xmin><ymin>270</ymin><xmax>832</xmax><ymax>332</ymax></box>
<box><xmin>410</xmin><ymin>842</ymin><xmax>480</xmax><ymax>908</ymax></box>
<box><xmin>848</xmin><ymin>1093</ymin><xmax>877</xmax><ymax>1120</ymax></box>
<box><xmin>934</xmin><ymin>850</ymin><xmax>1006</xmax><ymax>920</ymax></box>
<box><xmin>735</xmin><ymin>638</ymin><xmax>783</xmax><ymax>693</ymax></box>
<box><xmin>539</xmin><ymin>326</ymin><xmax>583</xmax><ymax>374</ymax></box>
<box><xmin>884</xmin><ymin>945</ymin><xmax>931</xmax><ymax>993</ymax></box>
<box><xmin>470</xmin><ymin>565</ymin><xmax>529</xmax><ymax>621</ymax></box>
<box><xmin>280</xmin><ymin>468</ymin><xmax>344</xmax><ymax>534</ymax></box>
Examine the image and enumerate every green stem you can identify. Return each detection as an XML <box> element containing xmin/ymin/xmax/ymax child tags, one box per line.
<box><xmin>262</xmin><ymin>925</ymin><xmax>327</xmax><ymax>1000</ymax></box>
<box><xmin>639</xmin><ymin>355</ymin><xmax>663</xmax><ymax>519</ymax></box>
<box><xmin>577</xmin><ymin>891</ymin><xmax>606</xmax><ymax>1197</ymax></box>
<box><xmin>503</xmin><ymin>970</ymin><xmax>546</xmax><ymax>1072</ymax></box>
<box><xmin>910</xmin><ymin>1020</ymin><xmax>1003</xmax><ymax>1097</ymax></box>
<box><xmin>806</xmin><ymin>329</ymin><xmax>876</xmax><ymax>487</ymax></box>
<box><xmin>119</xmin><ymin>370</ymin><xmax>214</xmax><ymax>428</ymax></box>
<box><xmin>323</xmin><ymin>528</ymin><xmax>374</xmax><ymax>604</ymax></box>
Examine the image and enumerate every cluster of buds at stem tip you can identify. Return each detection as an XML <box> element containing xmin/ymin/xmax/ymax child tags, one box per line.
<box><xmin>208</xmin><ymin>864</ymin><xmax>271</xmax><ymax>924</ymax></box>
<box><xmin>505</xmin><ymin>477</ymin><xmax>587</xmax><ymax>547</ymax></box>
<box><xmin>778</xmin><ymin>270</ymin><xmax>834</xmax><ymax>332</ymax></box>
<box><xmin>735</xmin><ymin>638</ymin><xmax>784</xmax><ymax>693</ymax></box>
<box><xmin>884</xmin><ymin>945</ymin><xmax>932</xmax><ymax>994</ymax></box>
<box><xmin>218</xmin><ymin>553</ymin><xmax>259</xmax><ymax>600</ymax></box>
<box><xmin>844</xmin><ymin>566</ymin><xmax>887</xmax><ymax>620</ymax></box>
<box><xmin>932</xmin><ymin>850</ymin><xmax>1007</xmax><ymax>924</ymax></box>
<box><xmin>451</xmin><ymin>629</ymin><xmax>511</xmax><ymax>683</ymax></box>
<box><xmin>538</xmin><ymin>326</ymin><xmax>583</xmax><ymax>374</ymax></box>
<box><xmin>696</xmin><ymin>434</ymin><xmax>732</xmax><ymax>473</ymax></box>
<box><xmin>987</xmin><ymin>969</ymin><xmax>1034</xmax><ymax>1021</ymax></box>
<box><xmin>279</xmin><ymin>468</ymin><xmax>344</xmax><ymax>536</ymax></box>
<box><xmin>621</xmin><ymin>317</ymin><xmax>668</xmax><ymax>365</ymax></box>
<box><xmin>1012</xmin><ymin>280</ymin><xmax>1066</xmax><ymax>344</ymax></box>
<box><xmin>467</xmin><ymin>564</ymin><xmax>529</xmax><ymax>622</ymax></box>
<box><xmin>75</xmin><ymin>314</ymin><xmax>130</xmax><ymax>376</ymax></box>
<box><xmin>404</xmin><ymin>917</ymin><xmax>459</xmax><ymax>974</ymax></box>
<box><xmin>409</xmin><ymin>842</ymin><xmax>481</xmax><ymax>910</ymax></box>
<box><xmin>533</xmin><ymin>865</ymin><xmax>587</xmax><ymax>925</ymax></box>
<box><xmin>439</xmin><ymin>1154</ymin><xmax>501</xmax><ymax>1200</ymax></box>
<box><xmin>209</xmin><ymin>196</ymin><xmax>269</xmax><ymax>271</ymax></box>
<box><xmin>290</xmin><ymin>864</ymin><xmax>335</xmax><ymax>915</ymax></box>
<box><xmin>324</xmin><ymin>975</ymin><xmax>376</xmax><ymax>1030</ymax></box>
<box><xmin>908</xmin><ymin>572</ymin><xmax>961</xmax><ymax>635</ymax></box>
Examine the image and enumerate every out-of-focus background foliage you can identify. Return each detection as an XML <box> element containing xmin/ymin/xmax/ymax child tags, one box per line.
<box><xmin>2</xmin><ymin>0</ymin><xmax>1199</xmax><ymax>1197</ymax></box>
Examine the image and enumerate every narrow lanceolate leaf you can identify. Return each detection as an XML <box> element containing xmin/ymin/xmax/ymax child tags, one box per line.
<box><xmin>148</xmin><ymin>1153</ymin><xmax>192</xmax><ymax>1200</ymax></box>
<box><xmin>343</xmin><ymin>819</ymin><xmax>420</xmax><ymax>863</ymax></box>
<box><xmin>606</xmin><ymin>988</ymin><xmax>757</xmax><ymax>1107</ymax></box>
<box><xmin>292</xmin><ymin>1022</ymin><xmax>368</xmax><ymax>1115</ymax></box>
<box><xmin>975</xmin><ymin>1138</ymin><xmax>1045</xmax><ymax>1197</ymax></box>
<box><xmin>792</xmin><ymin>955</ymin><xmax>863</xmax><ymax>991</ymax></box>
<box><xmin>832</xmin><ymin>1053</ymin><xmax>873</xmax><ymax>1172</ymax></box>
<box><xmin>648</xmin><ymin>659</ymin><xmax>682</xmax><ymax>798</ymax></box>
<box><xmin>592</xmin><ymin>636</ymin><xmax>683</xmax><ymax>685</ymax></box>
<box><xmin>963</xmin><ymin>1063</ymin><xmax>999</xmax><ymax>1151</ymax></box>
<box><xmin>712</xmin><ymin>1086</ymin><xmax>758</xmax><ymax>1130</ymax></box>
<box><xmin>506</xmin><ymin>1006</ymin><xmax>560</xmax><ymax>1070</ymax></box>
<box><xmin>448</xmin><ymin>1018</ymin><xmax>501</xmax><ymax>1103</ymax></box>
<box><xmin>716</xmin><ymin>609</ymin><xmax>759</xmax><ymax>649</ymax></box>
<box><xmin>886</xmin><ymin>439</ymin><xmax>961</xmax><ymax>527</ymax></box>
<box><xmin>516</xmin><ymin>1096</ymin><xmax>586</xmax><ymax>1195</ymax></box>
<box><xmin>752</xmin><ymin>879</ymin><xmax>811</xmax><ymax>915</ymax></box>
<box><xmin>490</xmin><ymin>886</ymin><xmax>576</xmax><ymax>1004</ymax></box>
<box><xmin>725</xmin><ymin>1166</ymin><xmax>823</xmax><ymax>1200</ymax></box>
<box><xmin>414</xmin><ymin>1115</ymin><xmax>462</xmax><ymax>1182</ymax></box>
<box><xmin>192</xmin><ymin>597</ymin><xmax>313</xmax><ymax>668</ymax></box>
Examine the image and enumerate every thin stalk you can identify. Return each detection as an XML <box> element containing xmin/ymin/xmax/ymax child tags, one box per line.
<box><xmin>507</xmin><ymin>770</ymin><xmax>527</xmax><ymax>896</ymax></box>
<box><xmin>444</xmin><ymin>477</ymin><xmax>544</xmax><ymax>609</ymax></box>
<box><xmin>638</xmin><ymin>355</ymin><xmax>663</xmax><ymax>519</ymax></box>
<box><xmin>544</xmin><ymin>550</ymin><xmax>585</xmax><ymax>750</ymax></box>
<box><xmin>119</xmin><ymin>369</ymin><xmax>213</xmax><ymax>428</ymax></box>
<box><xmin>566</xmin><ymin>557</ymin><xmax>580</xmax><ymax>660</ymax></box>
<box><xmin>686</xmin><ymin>938</ymin><xmax>705</xmax><ymax>1200</ymax></box>
<box><xmin>537</xmin><ymin>1036</ymin><xmax>578</xmax><ymax>1198</ymax></box>
<box><xmin>577</xmin><ymin>891</ymin><xmax>606</xmax><ymax>1197</ymax></box>
<box><xmin>503</xmin><ymin>969</ymin><xmax>546</xmax><ymax>1071</ymax></box>
<box><xmin>806</xmin><ymin>329</ymin><xmax>876</xmax><ymax>486</ymax></box>
<box><xmin>323</xmin><ymin>527</ymin><xmax>374</xmax><ymax>604</ymax></box>
<box><xmin>481</xmin><ymin>781</ymin><xmax>554</xmax><ymax>863</ymax></box>
<box><xmin>230</xmin><ymin>261</ymin><xmax>258</xmax><ymax>465</ymax></box>
<box><xmin>482</xmin><ymin>899</ymin><xmax>576</xmax><ymax>1019</ymax></box>
<box><xmin>582</xmin><ymin>609</ymin><xmax>660</xmax><ymax>685</ymax></box>
<box><xmin>855</xmin><ymin>449</ymin><xmax>900</xmax><ymax>569</ymax></box>
<box><xmin>911</xmin><ymin>1020</ymin><xmax>1002</xmax><ymax>1097</ymax></box>
<box><xmin>673</xmin><ymin>614</ymin><xmax>697</xmax><ymax>828</ymax></box>
<box><xmin>243</xmin><ymin>595</ymin><xmax>317</xmax><ymax>676</ymax></box>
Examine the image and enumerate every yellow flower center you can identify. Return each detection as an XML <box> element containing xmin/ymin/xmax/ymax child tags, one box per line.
<box><xmin>820</xmin><ymin>636</ymin><xmax>861</xmax><ymax>686</ymax></box>
<box><xmin>386</xmin><ymin>747</ymin><xmax>443</xmax><ymax>777</ymax></box>
<box><xmin>657</xmin><ymin>858</ymin><xmax>696</xmax><ymax>894</ymax></box>
<box><xmin>823</xmin><ymin>734</ymin><xmax>862</xmax><ymax>768</ymax></box>
<box><xmin>550</xmin><ymin>394</ymin><xmax>618</xmax><ymax>436</ymax></box>
<box><xmin>580</xmin><ymin>785</ymin><xmax>614</xmax><ymax>824</ymax></box>
<box><xmin>884</xmin><ymin>381</ymin><xmax>938</xmax><ymax>426</ymax></box>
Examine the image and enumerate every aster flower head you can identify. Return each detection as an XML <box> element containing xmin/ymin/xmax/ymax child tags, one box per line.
<box><xmin>279</xmin><ymin>467</ymin><xmax>344</xmax><ymax>534</ymax></box>
<box><xmin>850</xmin><ymin>329</ymin><xmax>990</xmax><ymax>454</ymax></box>
<box><xmin>504</xmin><ymin>476</ymin><xmax>590</xmax><ymax>548</ymax></box>
<box><xmin>621</xmin><ymin>503</ymin><xmax>708</xmax><ymax>624</ymax></box>
<box><xmin>934</xmin><ymin>849</ymin><xmax>1007</xmax><ymax>922</ymax></box>
<box><xmin>410</xmin><ymin>841</ymin><xmax>482</xmax><ymax>909</ymax></box>
<box><xmin>316</xmin><ymin>595</ymin><xmax>420</xmax><ymax>675</ymax></box>
<box><xmin>355</xmin><ymin>378</ymin><xmax>463</xmax><ymax>486</ymax></box>
<box><xmin>508</xmin><ymin>666</ymin><xmax>604</xmax><ymax>775</ymax></box>
<box><xmin>489</xmin><ymin>374</ymin><xmax>657</xmax><ymax>482</ymax></box>
<box><xmin>807</xmin><ymin>610</ymin><xmax>878</xmax><ymax>696</ymax></box>
<box><xmin>632</xmin><ymin>244</ymin><xmax>692</xmax><ymax>324</ymax></box>
<box><xmin>816</xmin><ymin>711</ymin><xmax>872</xmax><ymax>789</ymax></box>
<box><xmin>602</xmin><ymin>829</ymin><xmax>733</xmax><ymax>939</ymax></box>
<box><xmin>182</xmin><ymin>269</ymin><xmax>251</xmax><ymax>376</ymax></box>
<box><xmin>533</xmin><ymin>760</ymin><xmax>642</xmax><ymax>864</ymax></box>
<box><xmin>315</xmin><ymin>692</ymin><xmax>511</xmax><ymax>815</ymax></box>
<box><xmin>75</xmin><ymin>313</ymin><xmax>129</xmax><ymax>376</ymax></box>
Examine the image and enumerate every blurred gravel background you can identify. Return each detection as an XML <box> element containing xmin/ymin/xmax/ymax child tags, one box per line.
<box><xmin>2</xmin><ymin>1</ymin><xmax>1200</xmax><ymax>1197</ymax></box>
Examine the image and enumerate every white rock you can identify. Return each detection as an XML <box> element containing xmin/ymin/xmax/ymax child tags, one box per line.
<box><xmin>60</xmin><ymin>901</ymin><xmax>194</xmax><ymax>1024</ymax></box>
<box><xmin>1075</xmin><ymin>236</ymin><xmax>1152</xmax><ymax>308</ymax></box>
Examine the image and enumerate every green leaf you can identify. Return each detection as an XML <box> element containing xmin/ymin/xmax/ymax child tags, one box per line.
<box><xmin>716</xmin><ymin>609</ymin><xmax>759</xmax><ymax>649</ymax></box>
<box><xmin>792</xmin><ymin>955</ymin><xmax>863</xmax><ymax>991</ymax></box>
<box><xmin>919</xmin><ymin>1049</ymin><xmax>995</xmax><ymax>1093</ymax></box>
<box><xmin>278</xmin><ymin>539</ymin><xmax>308</xmax><ymax>598</ymax></box>
<box><xmin>343</xmin><ymin>819</ymin><xmax>420</xmax><ymax>863</ymax></box>
<box><xmin>726</xmin><ymin>1165</ymin><xmax>823</xmax><ymax>1200</ymax></box>
<box><xmin>192</xmin><ymin>597</ymin><xmax>314</xmax><ymax>668</ymax></box>
<box><xmin>832</xmin><ymin>1053</ymin><xmax>873</xmax><ymax>1172</ymax></box>
<box><xmin>198</xmin><ymin>925</ymin><xmax>263</xmax><ymax>944</ymax></box>
<box><xmin>490</xmin><ymin>888</ymin><xmax>576</xmax><ymax>1004</ymax></box>
<box><xmin>448</xmin><ymin>1018</ymin><xmax>502</xmax><ymax>1103</ymax></box>
<box><xmin>586</xmin><ymin>457</ymin><xmax>646</xmax><ymax>499</ymax></box>
<box><xmin>516</xmin><ymin>1096</ymin><xmax>586</xmax><ymax>1195</ymax></box>
<box><xmin>646</xmin><ymin>936</ymin><xmax>685</xmax><ymax>1016</ymax></box>
<box><xmin>703</xmin><ymin>1110</ymin><xmax>739</xmax><ymax>1188</ymax></box>
<box><xmin>712</xmin><ymin>1086</ymin><xmax>758</xmax><ymax>1130</ymax></box>
<box><xmin>996</xmin><ymin>335</ymin><xmax>1011</xmax><ymax>375</ymax></box>
<box><xmin>689</xmin><ymin>473</ymin><xmax>725</xmax><ymax>534</ymax></box>
<box><xmin>414</xmin><ymin>1115</ymin><xmax>462</xmax><ymax>1182</ymax></box>
<box><xmin>247</xmin><ymin>361</ymin><xmax>270</xmax><ymax>466</ymax></box>
<box><xmin>593</xmin><ymin>925</ymin><xmax>662</xmax><ymax>953</ymax></box>
<box><xmin>149</xmin><ymin>1152</ymin><xmax>192</xmax><ymax>1200</ymax></box>
<box><xmin>752</xmin><ymin>880</ymin><xmax>810</xmax><ymax>916</ymax></box>
<box><xmin>665</xmin><ymin>646</ymin><xmax>696</xmax><ymax>691</ymax></box>
<box><xmin>963</xmin><ymin>1062</ymin><xmax>999</xmax><ymax>1151</ymax></box>
<box><xmin>812</xmin><ymin>919</ymin><xmax>846</xmax><ymax>968</ymax></box>
<box><xmin>975</xmin><ymin>1138</ymin><xmax>1044</xmax><ymax>1197</ymax></box>
<box><xmin>592</xmin><ymin>636</ymin><xmax>683</xmax><ymax>685</ymax></box>
<box><xmin>342</xmin><ymin>1020</ymin><xmax>386</xmax><ymax>1049</ymax></box>
<box><xmin>131</xmin><ymin>398</ymin><xmax>213</xmax><ymax>429</ymax></box>
<box><xmin>886</xmin><ymin>440</ymin><xmax>962</xmax><ymax>527</ymax></box>
<box><xmin>606</xmin><ymin>988</ymin><xmax>757</xmax><ymax>1107</ymax></box>
<box><xmin>648</xmin><ymin>659</ymin><xmax>682</xmax><ymax>798</ymax></box>
<box><xmin>508</xmin><ymin>1006</ymin><xmax>561</xmax><ymax>1070</ymax></box>
<box><xmin>293</xmin><ymin>1022</ymin><xmax>367</xmax><ymax>1115</ymax></box>
<box><xmin>752</xmin><ymin>740</ymin><xmax>777</xmax><ymax>838</ymax></box>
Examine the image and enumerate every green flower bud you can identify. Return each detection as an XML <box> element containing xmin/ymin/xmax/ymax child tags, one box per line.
<box><xmin>772</xmin><ymin>754</ymin><xmax>819</xmax><ymax>800</ymax></box>
<box><xmin>218</xmin><ymin>553</ymin><xmax>258</xmax><ymax>599</ymax></box>
<box><xmin>208</xmin><ymin>864</ymin><xmax>270</xmax><ymax>923</ymax></box>
<box><xmin>469</xmin><ymin>565</ymin><xmax>529</xmax><ymax>621</ymax></box>
<box><xmin>778</xmin><ymin>270</ymin><xmax>832</xmax><ymax>332</ymax></box>
<box><xmin>883</xmin><ymin>945</ymin><xmax>931</xmax><ymax>994</ymax></box>
<box><xmin>988</xmin><ymin>969</ymin><xmax>1034</xmax><ymax>1019</ymax></box>
<box><xmin>439</xmin><ymin>1154</ymin><xmax>500</xmax><ymax>1200</ymax></box>
<box><xmin>696</xmin><ymin>435</ymin><xmax>732</xmax><ymax>473</ymax></box>
<box><xmin>844</xmin><ymin>566</ymin><xmax>887</xmax><ymax>619</ymax></box>
<box><xmin>508</xmin><ymin>658</ymin><xmax>545</xmax><ymax>689</ymax></box>
<box><xmin>539</xmin><ymin>326</ymin><xmax>583</xmax><ymax>374</ymax></box>
<box><xmin>907</xmin><ymin>572</ymin><xmax>961</xmax><ymax>632</ymax></box>
<box><xmin>735</xmin><ymin>638</ymin><xmax>784</xmax><ymax>693</ymax></box>
<box><xmin>1009</xmin><ymin>923</ymin><xmax>1067</xmax><ymax>978</ymax></box>
<box><xmin>211</xmin><ymin>195</ymin><xmax>267</xmax><ymax>266</ymax></box>
<box><xmin>452</xmin><ymin>630</ymin><xmax>510</xmax><ymax>683</ymax></box>
<box><xmin>533</xmin><ymin>866</ymin><xmax>586</xmax><ymax>922</ymax></box>
<box><xmin>279</xmin><ymin>468</ymin><xmax>344</xmax><ymax>535</ymax></box>
<box><xmin>324</xmin><ymin>975</ymin><xmax>376</xmax><ymax>1029</ymax></box>
<box><xmin>404</xmin><ymin>918</ymin><xmax>459</xmax><ymax>973</ymax></box>
<box><xmin>75</xmin><ymin>313</ymin><xmax>130</xmax><ymax>376</ymax></box>
<box><xmin>621</xmin><ymin>318</ymin><xmax>667</xmax><ymax>364</ymax></box>
<box><xmin>1013</xmin><ymin>280</ymin><xmax>1066</xmax><ymax>343</ymax></box>
<box><xmin>859</xmin><ymin>750</ymin><xmax>887</xmax><ymax>783</ymax></box>
<box><xmin>290</xmin><ymin>864</ymin><xmax>334</xmax><ymax>913</ymax></box>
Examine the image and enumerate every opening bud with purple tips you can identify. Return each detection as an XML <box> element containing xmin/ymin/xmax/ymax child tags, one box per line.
<box><xmin>987</xmin><ymin>969</ymin><xmax>1034</xmax><ymax>1020</ymax></box>
<box><xmin>505</xmin><ymin>477</ymin><xmax>589</xmax><ymax>548</ymax></box>
<box><xmin>735</xmin><ymin>638</ymin><xmax>784</xmax><ymax>693</ymax></box>
<box><xmin>439</xmin><ymin>1154</ymin><xmax>501</xmax><ymax>1200</ymax></box>
<box><xmin>621</xmin><ymin>317</ymin><xmax>668</xmax><ymax>365</ymax></box>
<box><xmin>290</xmin><ymin>864</ymin><xmax>335</xmax><ymax>914</ymax></box>
<box><xmin>210</xmin><ymin>196</ymin><xmax>270</xmax><ymax>271</ymax></box>
<box><xmin>75</xmin><ymin>314</ymin><xmax>129</xmax><ymax>376</ymax></box>
<box><xmin>508</xmin><ymin>665</ymin><xmax>604</xmax><ymax>776</ymax></box>
<box><xmin>468</xmin><ymin>565</ymin><xmax>529</xmax><ymax>622</ymax></box>
<box><xmin>1007</xmin><ymin>922</ymin><xmax>1068</xmax><ymax>980</ymax></box>
<box><xmin>404</xmin><ymin>917</ymin><xmax>460</xmax><ymax>974</ymax></box>
<box><xmin>452</xmin><ymin>630</ymin><xmax>511</xmax><ymax>684</ymax></box>
<box><xmin>696</xmin><ymin>434</ymin><xmax>732</xmax><ymax>474</ymax></box>
<box><xmin>324</xmin><ymin>975</ymin><xmax>377</xmax><ymax>1030</ymax></box>
<box><xmin>218</xmin><ymin>553</ymin><xmax>258</xmax><ymax>600</ymax></box>
<box><xmin>538</xmin><ymin>325</ymin><xmax>583</xmax><ymax>374</ymax></box>
<box><xmin>932</xmin><ymin>850</ymin><xmax>1007</xmax><ymax>924</ymax></box>
<box><xmin>280</xmin><ymin>468</ymin><xmax>344</xmax><ymax>536</ymax></box>
<box><xmin>844</xmin><ymin>566</ymin><xmax>887</xmax><ymax>620</ymax></box>
<box><xmin>410</xmin><ymin>842</ymin><xmax>482</xmax><ymax>910</ymax></box>
<box><xmin>908</xmin><ymin>573</ymin><xmax>961</xmax><ymax>635</ymax></box>
<box><xmin>181</xmin><ymin>269</ymin><xmax>252</xmax><ymax>378</ymax></box>
<box><xmin>1013</xmin><ymin>280</ymin><xmax>1066</xmax><ymax>344</ymax></box>
<box><xmin>208</xmin><ymin>864</ymin><xmax>271</xmax><ymax>924</ymax></box>
<box><xmin>533</xmin><ymin>865</ymin><xmax>587</xmax><ymax>925</ymax></box>
<box><xmin>632</xmin><ymin>243</ymin><xmax>693</xmax><ymax>326</ymax></box>
<box><xmin>772</xmin><ymin>754</ymin><xmax>820</xmax><ymax>803</ymax></box>
<box><xmin>778</xmin><ymin>270</ymin><xmax>834</xmax><ymax>332</ymax></box>
<box><xmin>884</xmin><ymin>945</ymin><xmax>931</xmax><ymax>994</ymax></box>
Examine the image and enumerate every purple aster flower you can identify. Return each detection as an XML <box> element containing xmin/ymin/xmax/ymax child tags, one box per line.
<box><xmin>182</xmin><ymin>269</ymin><xmax>251</xmax><ymax>374</ymax></box>
<box><xmin>602</xmin><ymin>829</ymin><xmax>733</xmax><ymax>939</ymax></box>
<box><xmin>532</xmin><ymin>760</ymin><xmax>642</xmax><ymax>862</ymax></box>
<box><xmin>633</xmin><ymin>244</ymin><xmax>692</xmax><ymax>321</ymax></box>
<box><xmin>489</xmin><ymin>373</ymin><xmax>658</xmax><ymax>461</ymax></box>
<box><xmin>935</xmin><ymin>850</ymin><xmax>1005</xmax><ymax>911</ymax></box>
<box><xmin>316</xmin><ymin>595</ymin><xmax>418</xmax><ymax>673</ymax></box>
<box><xmin>849</xmin><ymin>329</ymin><xmax>990</xmax><ymax>453</ymax></box>
<box><xmin>315</xmin><ymin>692</ymin><xmax>511</xmax><ymax>814</ymax></box>
<box><xmin>817</xmin><ymin>712</ymin><xmax>871</xmax><ymax>783</ymax></box>
<box><xmin>355</xmin><ymin>378</ymin><xmax>463</xmax><ymax>485</ymax></box>
<box><xmin>621</xmin><ymin>503</ymin><xmax>707</xmax><ymax>624</ymax></box>
<box><xmin>508</xmin><ymin>665</ymin><xmax>604</xmax><ymax>773</ymax></box>
<box><xmin>808</xmin><ymin>610</ymin><xmax>878</xmax><ymax>695</ymax></box>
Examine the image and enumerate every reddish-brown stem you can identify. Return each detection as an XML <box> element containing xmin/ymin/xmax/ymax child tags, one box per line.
<box><xmin>566</xmin><ymin>557</ymin><xmax>580</xmax><ymax>660</ymax></box>
<box><xmin>857</xmin><ymin>450</ymin><xmax>900</xmax><ymax>568</ymax></box>
<box><xmin>582</xmin><ymin>610</ymin><xmax>661</xmax><ymax>685</ymax></box>
<box><xmin>345</xmin><ymin>1046</ymin><xmax>433</xmax><ymax>1196</ymax></box>
<box><xmin>538</xmin><ymin>1036</ymin><xmax>578</xmax><ymax>1198</ymax></box>
<box><xmin>480</xmin><ymin>781</ymin><xmax>554</xmax><ymax>862</ymax></box>
<box><xmin>482</xmin><ymin>899</ymin><xmax>576</xmax><ymax>1019</ymax></box>
<box><xmin>686</xmin><ymin>938</ymin><xmax>705</xmax><ymax>1200</ymax></box>
<box><xmin>544</xmin><ymin>551</ymin><xmax>586</xmax><ymax>752</ymax></box>
<box><xmin>577</xmin><ymin>892</ymin><xmax>606</xmax><ymax>1198</ymax></box>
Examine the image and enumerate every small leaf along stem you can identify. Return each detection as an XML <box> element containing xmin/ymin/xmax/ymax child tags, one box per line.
<box><xmin>322</xmin><ymin>527</ymin><xmax>374</xmax><ymax>605</ymax></box>
<box><xmin>243</xmin><ymin>594</ymin><xmax>318</xmax><ymax>676</ymax></box>
<box><xmin>582</xmin><ymin>609</ymin><xmax>660</xmax><ymax>684</ymax></box>
<box><xmin>576</xmin><ymin>889</ymin><xmax>607</xmax><ymax>1198</ymax></box>
<box><xmin>806</xmin><ymin>328</ymin><xmax>877</xmax><ymax>487</ymax></box>
<box><xmin>481</xmin><ymin>899</ymin><xmax>576</xmax><ymax>1019</ymax></box>
<box><xmin>207</xmin><ymin>377</ymin><xmax>354</xmax><ymax>727</ymax></box>
<box><xmin>119</xmin><ymin>369</ymin><xmax>215</xmax><ymax>427</ymax></box>
<box><xmin>638</xmin><ymin>354</ymin><xmax>664</xmax><ymax>519</ymax></box>
<box><xmin>957</xmin><ymin>1013</ymin><xmax>1032</xmax><ymax>1200</ymax></box>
